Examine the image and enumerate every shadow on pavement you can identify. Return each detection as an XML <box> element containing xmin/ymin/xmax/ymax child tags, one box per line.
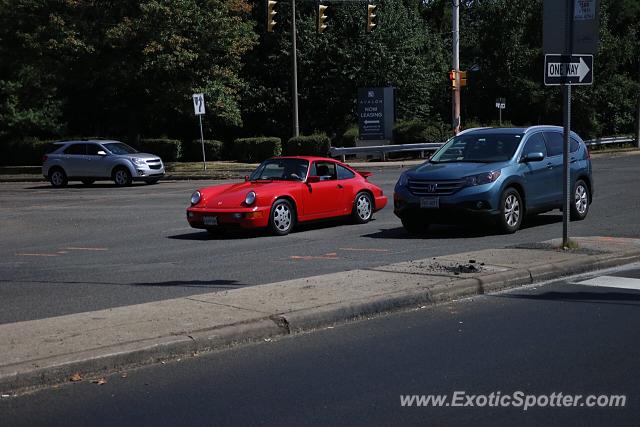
<box><xmin>498</xmin><ymin>290</ymin><xmax>640</xmax><ymax>306</ymax></box>
<box><xmin>363</xmin><ymin>214</ymin><xmax>564</xmax><ymax>240</ymax></box>
<box><xmin>168</xmin><ymin>218</ymin><xmax>376</xmax><ymax>240</ymax></box>
<box><xmin>132</xmin><ymin>279</ymin><xmax>248</xmax><ymax>289</ymax></box>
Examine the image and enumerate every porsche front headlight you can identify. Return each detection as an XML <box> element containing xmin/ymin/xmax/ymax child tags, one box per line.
<box><xmin>190</xmin><ymin>190</ymin><xmax>201</xmax><ymax>205</ymax></box>
<box><xmin>245</xmin><ymin>191</ymin><xmax>256</xmax><ymax>205</ymax></box>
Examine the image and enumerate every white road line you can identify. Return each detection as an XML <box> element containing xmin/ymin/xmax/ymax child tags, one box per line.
<box><xmin>574</xmin><ymin>275</ymin><xmax>640</xmax><ymax>291</ymax></box>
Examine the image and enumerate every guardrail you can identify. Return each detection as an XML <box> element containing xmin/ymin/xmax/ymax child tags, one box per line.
<box><xmin>330</xmin><ymin>135</ymin><xmax>638</xmax><ymax>161</ymax></box>
<box><xmin>584</xmin><ymin>136</ymin><xmax>636</xmax><ymax>146</ymax></box>
<box><xmin>330</xmin><ymin>142</ymin><xmax>443</xmax><ymax>162</ymax></box>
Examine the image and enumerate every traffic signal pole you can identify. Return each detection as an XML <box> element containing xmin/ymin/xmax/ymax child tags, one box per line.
<box><xmin>452</xmin><ymin>0</ymin><xmax>461</xmax><ymax>134</ymax></box>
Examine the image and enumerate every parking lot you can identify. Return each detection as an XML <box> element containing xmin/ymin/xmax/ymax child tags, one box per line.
<box><xmin>1</xmin><ymin>154</ymin><xmax>639</xmax><ymax>325</ymax></box>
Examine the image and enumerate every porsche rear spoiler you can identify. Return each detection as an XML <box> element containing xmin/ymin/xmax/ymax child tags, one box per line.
<box><xmin>358</xmin><ymin>171</ymin><xmax>372</xmax><ymax>179</ymax></box>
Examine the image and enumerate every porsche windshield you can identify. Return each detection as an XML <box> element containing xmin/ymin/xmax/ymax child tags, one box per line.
<box><xmin>250</xmin><ymin>159</ymin><xmax>309</xmax><ymax>181</ymax></box>
<box><xmin>430</xmin><ymin>133</ymin><xmax>523</xmax><ymax>163</ymax></box>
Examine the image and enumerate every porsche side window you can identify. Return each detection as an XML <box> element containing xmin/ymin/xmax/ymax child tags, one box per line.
<box><xmin>337</xmin><ymin>164</ymin><xmax>355</xmax><ymax>180</ymax></box>
<box><xmin>313</xmin><ymin>162</ymin><xmax>337</xmax><ymax>180</ymax></box>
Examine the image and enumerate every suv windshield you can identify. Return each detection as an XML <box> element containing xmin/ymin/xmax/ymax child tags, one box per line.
<box><xmin>103</xmin><ymin>142</ymin><xmax>138</xmax><ymax>155</ymax></box>
<box><xmin>250</xmin><ymin>158</ymin><xmax>309</xmax><ymax>181</ymax></box>
<box><xmin>430</xmin><ymin>133</ymin><xmax>523</xmax><ymax>163</ymax></box>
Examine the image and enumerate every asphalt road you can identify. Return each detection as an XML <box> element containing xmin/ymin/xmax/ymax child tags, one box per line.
<box><xmin>3</xmin><ymin>265</ymin><xmax>639</xmax><ymax>426</ymax></box>
<box><xmin>0</xmin><ymin>154</ymin><xmax>638</xmax><ymax>324</ymax></box>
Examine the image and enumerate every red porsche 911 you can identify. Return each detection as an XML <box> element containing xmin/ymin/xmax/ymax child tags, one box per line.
<box><xmin>186</xmin><ymin>156</ymin><xmax>387</xmax><ymax>235</ymax></box>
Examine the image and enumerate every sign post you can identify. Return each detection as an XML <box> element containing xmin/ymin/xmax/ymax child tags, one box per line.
<box><xmin>544</xmin><ymin>0</ymin><xmax>598</xmax><ymax>248</ymax></box>
<box><xmin>495</xmin><ymin>98</ymin><xmax>506</xmax><ymax>126</ymax></box>
<box><xmin>192</xmin><ymin>93</ymin><xmax>206</xmax><ymax>171</ymax></box>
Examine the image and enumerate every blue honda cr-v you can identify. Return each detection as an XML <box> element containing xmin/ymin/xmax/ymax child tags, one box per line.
<box><xmin>393</xmin><ymin>126</ymin><xmax>593</xmax><ymax>234</ymax></box>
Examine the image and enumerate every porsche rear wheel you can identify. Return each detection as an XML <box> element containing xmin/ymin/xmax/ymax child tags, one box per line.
<box><xmin>352</xmin><ymin>192</ymin><xmax>373</xmax><ymax>224</ymax></box>
<box><xmin>269</xmin><ymin>199</ymin><xmax>295</xmax><ymax>236</ymax></box>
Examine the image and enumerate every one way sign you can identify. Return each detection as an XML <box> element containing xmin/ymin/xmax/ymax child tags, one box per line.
<box><xmin>544</xmin><ymin>54</ymin><xmax>593</xmax><ymax>86</ymax></box>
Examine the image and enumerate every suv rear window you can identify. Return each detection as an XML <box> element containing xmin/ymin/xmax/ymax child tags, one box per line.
<box><xmin>63</xmin><ymin>144</ymin><xmax>86</xmax><ymax>155</ymax></box>
<box><xmin>44</xmin><ymin>143</ymin><xmax>60</xmax><ymax>154</ymax></box>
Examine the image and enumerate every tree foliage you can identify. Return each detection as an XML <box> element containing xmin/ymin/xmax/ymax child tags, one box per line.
<box><xmin>1</xmin><ymin>0</ymin><xmax>639</xmax><ymax>148</ymax></box>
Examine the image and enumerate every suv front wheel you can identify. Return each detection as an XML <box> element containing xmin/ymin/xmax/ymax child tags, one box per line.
<box><xmin>497</xmin><ymin>188</ymin><xmax>523</xmax><ymax>234</ymax></box>
<box><xmin>113</xmin><ymin>167</ymin><xmax>132</xmax><ymax>186</ymax></box>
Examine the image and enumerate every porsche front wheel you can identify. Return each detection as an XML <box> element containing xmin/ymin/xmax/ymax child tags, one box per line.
<box><xmin>269</xmin><ymin>199</ymin><xmax>295</xmax><ymax>236</ymax></box>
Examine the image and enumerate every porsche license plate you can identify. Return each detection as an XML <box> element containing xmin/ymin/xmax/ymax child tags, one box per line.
<box><xmin>203</xmin><ymin>216</ymin><xmax>218</xmax><ymax>226</ymax></box>
<box><xmin>420</xmin><ymin>197</ymin><xmax>439</xmax><ymax>209</ymax></box>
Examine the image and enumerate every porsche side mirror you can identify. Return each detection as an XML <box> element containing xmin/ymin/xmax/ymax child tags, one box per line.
<box><xmin>244</xmin><ymin>175</ymin><xmax>250</xmax><ymax>182</ymax></box>
<box><xmin>307</xmin><ymin>176</ymin><xmax>321</xmax><ymax>183</ymax></box>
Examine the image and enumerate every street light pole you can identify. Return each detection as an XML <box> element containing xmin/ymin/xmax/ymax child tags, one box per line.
<box><xmin>452</xmin><ymin>0</ymin><xmax>461</xmax><ymax>134</ymax></box>
<box><xmin>291</xmin><ymin>0</ymin><xmax>300</xmax><ymax>138</ymax></box>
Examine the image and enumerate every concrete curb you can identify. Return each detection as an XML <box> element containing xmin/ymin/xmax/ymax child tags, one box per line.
<box><xmin>2</xmin><ymin>246</ymin><xmax>639</xmax><ymax>394</ymax></box>
<box><xmin>1</xmin><ymin>318</ymin><xmax>285</xmax><ymax>393</ymax></box>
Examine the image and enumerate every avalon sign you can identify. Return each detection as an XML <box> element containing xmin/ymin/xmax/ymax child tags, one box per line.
<box><xmin>544</xmin><ymin>54</ymin><xmax>593</xmax><ymax>86</ymax></box>
<box><xmin>357</xmin><ymin>87</ymin><xmax>395</xmax><ymax>141</ymax></box>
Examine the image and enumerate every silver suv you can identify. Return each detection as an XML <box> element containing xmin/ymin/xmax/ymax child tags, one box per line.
<box><xmin>42</xmin><ymin>140</ymin><xmax>165</xmax><ymax>187</ymax></box>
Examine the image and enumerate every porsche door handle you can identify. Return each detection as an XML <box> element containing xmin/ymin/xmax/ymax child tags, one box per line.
<box><xmin>337</xmin><ymin>184</ymin><xmax>344</xmax><ymax>189</ymax></box>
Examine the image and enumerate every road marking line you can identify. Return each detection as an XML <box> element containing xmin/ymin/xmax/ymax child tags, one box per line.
<box><xmin>574</xmin><ymin>275</ymin><xmax>640</xmax><ymax>291</ymax></box>
<box><xmin>62</xmin><ymin>247</ymin><xmax>108</xmax><ymax>251</ymax></box>
<box><xmin>339</xmin><ymin>248</ymin><xmax>389</xmax><ymax>252</ymax></box>
<box><xmin>290</xmin><ymin>253</ymin><xmax>340</xmax><ymax>260</ymax></box>
<box><xmin>15</xmin><ymin>253</ymin><xmax>60</xmax><ymax>257</ymax></box>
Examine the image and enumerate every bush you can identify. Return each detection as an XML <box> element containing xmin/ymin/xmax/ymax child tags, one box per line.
<box><xmin>284</xmin><ymin>134</ymin><xmax>331</xmax><ymax>156</ymax></box>
<box><xmin>339</xmin><ymin>126</ymin><xmax>359</xmax><ymax>147</ymax></box>
<box><xmin>182</xmin><ymin>140</ymin><xmax>226</xmax><ymax>162</ymax></box>
<box><xmin>232</xmin><ymin>137</ymin><xmax>281</xmax><ymax>163</ymax></box>
<box><xmin>137</xmin><ymin>138</ymin><xmax>182</xmax><ymax>162</ymax></box>
<box><xmin>393</xmin><ymin>120</ymin><xmax>447</xmax><ymax>145</ymax></box>
<box><xmin>0</xmin><ymin>138</ymin><xmax>56</xmax><ymax>166</ymax></box>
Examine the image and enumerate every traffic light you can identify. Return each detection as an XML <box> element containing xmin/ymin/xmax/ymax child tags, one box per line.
<box><xmin>449</xmin><ymin>70</ymin><xmax>457</xmax><ymax>88</ymax></box>
<box><xmin>367</xmin><ymin>4</ymin><xmax>377</xmax><ymax>33</ymax></box>
<box><xmin>266</xmin><ymin>0</ymin><xmax>277</xmax><ymax>33</ymax></box>
<box><xmin>448</xmin><ymin>70</ymin><xmax>467</xmax><ymax>88</ymax></box>
<box><xmin>317</xmin><ymin>4</ymin><xmax>328</xmax><ymax>33</ymax></box>
<box><xmin>459</xmin><ymin>71</ymin><xmax>467</xmax><ymax>87</ymax></box>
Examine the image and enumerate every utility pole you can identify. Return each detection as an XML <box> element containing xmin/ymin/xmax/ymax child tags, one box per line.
<box><xmin>637</xmin><ymin>61</ymin><xmax>640</xmax><ymax>148</ymax></box>
<box><xmin>561</xmin><ymin>0</ymin><xmax>574</xmax><ymax>248</ymax></box>
<box><xmin>291</xmin><ymin>0</ymin><xmax>300</xmax><ymax>137</ymax></box>
<box><xmin>452</xmin><ymin>0</ymin><xmax>461</xmax><ymax>134</ymax></box>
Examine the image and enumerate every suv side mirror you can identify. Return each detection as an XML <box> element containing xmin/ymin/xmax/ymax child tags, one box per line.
<box><xmin>97</xmin><ymin>150</ymin><xmax>107</xmax><ymax>156</ymax></box>
<box><xmin>521</xmin><ymin>152</ymin><xmax>544</xmax><ymax>163</ymax></box>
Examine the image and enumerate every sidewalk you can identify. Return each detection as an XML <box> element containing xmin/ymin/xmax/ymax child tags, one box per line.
<box><xmin>1</xmin><ymin>236</ymin><xmax>639</xmax><ymax>394</ymax></box>
<box><xmin>1</xmin><ymin>149</ymin><xmax>637</xmax><ymax>182</ymax></box>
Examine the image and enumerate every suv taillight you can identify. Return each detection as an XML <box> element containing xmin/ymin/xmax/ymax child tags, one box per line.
<box><xmin>586</xmin><ymin>146</ymin><xmax>591</xmax><ymax>159</ymax></box>
<box><xmin>42</xmin><ymin>155</ymin><xmax>48</xmax><ymax>163</ymax></box>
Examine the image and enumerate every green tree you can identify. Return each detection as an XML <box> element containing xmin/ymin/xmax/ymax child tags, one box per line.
<box><xmin>241</xmin><ymin>0</ymin><xmax>448</xmax><ymax>141</ymax></box>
